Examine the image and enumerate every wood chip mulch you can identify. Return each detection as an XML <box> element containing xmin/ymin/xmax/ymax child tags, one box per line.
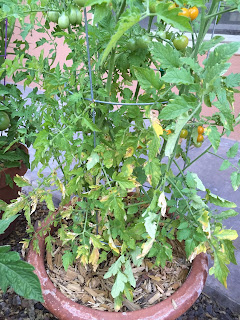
<box><xmin>0</xmin><ymin>202</ymin><xmax>239</xmax><ymax>320</ymax></box>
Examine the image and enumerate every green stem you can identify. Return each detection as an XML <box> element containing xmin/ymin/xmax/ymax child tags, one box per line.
<box><xmin>173</xmin><ymin>159</ymin><xmax>185</xmax><ymax>177</ymax></box>
<box><xmin>206</xmin><ymin>6</ymin><xmax>237</xmax><ymax>19</ymax></box>
<box><xmin>208</xmin><ymin>151</ymin><xmax>238</xmax><ymax>170</ymax></box>
<box><xmin>125</xmin><ymin>201</ymin><xmax>149</xmax><ymax>208</ymax></box>
<box><xmin>106</xmin><ymin>50</ymin><xmax>116</xmax><ymax>95</ymax></box>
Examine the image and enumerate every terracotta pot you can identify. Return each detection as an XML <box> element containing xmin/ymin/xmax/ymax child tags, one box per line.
<box><xmin>27</xmin><ymin>209</ymin><xmax>208</xmax><ymax>320</ymax></box>
<box><xmin>0</xmin><ymin>144</ymin><xmax>28</xmax><ymax>240</ymax></box>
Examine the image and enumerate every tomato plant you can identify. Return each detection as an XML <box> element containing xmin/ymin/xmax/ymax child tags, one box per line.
<box><xmin>58</xmin><ymin>12</ymin><xmax>70</xmax><ymax>29</ymax></box>
<box><xmin>47</xmin><ymin>10</ymin><xmax>59</xmax><ymax>23</ymax></box>
<box><xmin>75</xmin><ymin>9</ymin><xmax>82</xmax><ymax>24</ymax></box>
<box><xmin>127</xmin><ymin>38</ymin><xmax>137</xmax><ymax>51</ymax></box>
<box><xmin>136</xmin><ymin>35</ymin><xmax>151</xmax><ymax>49</ymax></box>
<box><xmin>173</xmin><ymin>35</ymin><xmax>188</xmax><ymax>50</ymax></box>
<box><xmin>0</xmin><ymin>111</ymin><xmax>10</xmax><ymax>130</ymax></box>
<box><xmin>189</xmin><ymin>6</ymin><xmax>199</xmax><ymax>20</ymax></box>
<box><xmin>180</xmin><ymin>129</ymin><xmax>188</xmax><ymax>138</ymax></box>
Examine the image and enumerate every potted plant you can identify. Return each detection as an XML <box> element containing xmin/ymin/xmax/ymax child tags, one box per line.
<box><xmin>1</xmin><ymin>0</ymin><xmax>240</xmax><ymax>318</ymax></box>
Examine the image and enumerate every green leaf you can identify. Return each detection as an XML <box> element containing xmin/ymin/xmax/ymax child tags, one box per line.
<box><xmin>87</xmin><ymin>152</ymin><xmax>100</xmax><ymax>171</ymax></box>
<box><xmin>161</xmin><ymin>68</ymin><xmax>194</xmax><ymax>85</ymax></box>
<box><xmin>160</xmin><ymin>97</ymin><xmax>192</xmax><ymax>120</ymax></box>
<box><xmin>82</xmin><ymin>117</ymin><xmax>101</xmax><ymax>132</ymax></box>
<box><xmin>199</xmin><ymin>36</ymin><xmax>225</xmax><ymax>55</ymax></box>
<box><xmin>209</xmin><ymin>250</ymin><xmax>229</xmax><ymax>288</ymax></box>
<box><xmin>227</xmin><ymin>142</ymin><xmax>239</xmax><ymax>158</ymax></box>
<box><xmin>133</xmin><ymin>66</ymin><xmax>163</xmax><ymax>91</ymax></box>
<box><xmin>111</xmin><ymin>271</ymin><xmax>128</xmax><ymax>298</ymax></box>
<box><xmin>186</xmin><ymin>171</ymin><xmax>196</xmax><ymax>189</ymax></box>
<box><xmin>155</xmin><ymin>3</ymin><xmax>192</xmax><ymax>32</ymax></box>
<box><xmin>230</xmin><ymin>171</ymin><xmax>240</xmax><ymax>191</ymax></box>
<box><xmin>190</xmin><ymin>173</ymin><xmax>206</xmax><ymax>191</ymax></box>
<box><xmin>225</xmin><ymin>73</ymin><xmax>240</xmax><ymax>88</ymax></box>
<box><xmin>104</xmin><ymin>255</ymin><xmax>125</xmax><ymax>279</ymax></box>
<box><xmin>222</xmin><ymin>240</ymin><xmax>237</xmax><ymax>265</ymax></box>
<box><xmin>13</xmin><ymin>175</ymin><xmax>31</xmax><ymax>187</ymax></box>
<box><xmin>151</xmin><ymin>42</ymin><xmax>181</xmax><ymax>69</ymax></box>
<box><xmin>204</xmin><ymin>126</ymin><xmax>221</xmax><ymax>152</ymax></box>
<box><xmin>0</xmin><ymin>251</ymin><xmax>43</xmax><ymax>301</ymax></box>
<box><xmin>214</xmin><ymin>209</ymin><xmax>239</xmax><ymax>221</ymax></box>
<box><xmin>113</xmin><ymin>172</ymin><xmax>136</xmax><ymax>190</ymax></box>
<box><xmin>219</xmin><ymin>160</ymin><xmax>231</xmax><ymax>171</ymax></box>
<box><xmin>208</xmin><ymin>192</ymin><xmax>237</xmax><ymax>208</ymax></box>
<box><xmin>185</xmin><ymin>238</ymin><xmax>197</xmax><ymax>258</ymax></box>
<box><xmin>177</xmin><ymin>228</ymin><xmax>192</xmax><ymax>241</ymax></box>
<box><xmin>144</xmin><ymin>158</ymin><xmax>161</xmax><ymax>188</ymax></box>
<box><xmin>0</xmin><ymin>215</ymin><xmax>20</xmax><ymax>235</ymax></box>
<box><xmin>62</xmin><ymin>251</ymin><xmax>74</xmax><ymax>271</ymax></box>
<box><xmin>101</xmin><ymin>10</ymin><xmax>141</xmax><ymax>65</ymax></box>
<box><xmin>124</xmin><ymin>260</ymin><xmax>136</xmax><ymax>287</ymax></box>
<box><xmin>144</xmin><ymin>211</ymin><xmax>158</xmax><ymax>239</ymax></box>
<box><xmin>45</xmin><ymin>193</ymin><xmax>55</xmax><ymax>211</ymax></box>
<box><xmin>165</xmin><ymin>112</ymin><xmax>191</xmax><ymax>157</ymax></box>
<box><xmin>205</xmin><ymin>42</ymin><xmax>240</xmax><ymax>67</ymax></box>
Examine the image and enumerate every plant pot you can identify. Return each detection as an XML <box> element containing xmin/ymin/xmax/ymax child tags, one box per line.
<box><xmin>27</xmin><ymin>209</ymin><xmax>208</xmax><ymax>320</ymax></box>
<box><xmin>0</xmin><ymin>144</ymin><xmax>28</xmax><ymax>240</ymax></box>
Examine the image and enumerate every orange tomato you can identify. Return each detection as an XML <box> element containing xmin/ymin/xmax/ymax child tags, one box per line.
<box><xmin>197</xmin><ymin>134</ymin><xmax>204</xmax><ymax>142</ymax></box>
<box><xmin>197</xmin><ymin>126</ymin><xmax>204</xmax><ymax>134</ymax></box>
<box><xmin>178</xmin><ymin>7</ymin><xmax>190</xmax><ymax>18</ymax></box>
<box><xmin>189</xmin><ymin>6</ymin><xmax>199</xmax><ymax>20</ymax></box>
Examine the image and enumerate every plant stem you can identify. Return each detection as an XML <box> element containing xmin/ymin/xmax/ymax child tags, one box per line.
<box><xmin>206</xmin><ymin>6</ymin><xmax>237</xmax><ymax>19</ymax></box>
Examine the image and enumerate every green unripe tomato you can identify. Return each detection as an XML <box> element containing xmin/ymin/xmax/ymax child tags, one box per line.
<box><xmin>180</xmin><ymin>129</ymin><xmax>188</xmax><ymax>138</ymax></box>
<box><xmin>69</xmin><ymin>7</ymin><xmax>77</xmax><ymax>25</ymax></box>
<box><xmin>58</xmin><ymin>12</ymin><xmax>70</xmax><ymax>29</ymax></box>
<box><xmin>194</xmin><ymin>141</ymin><xmax>203</xmax><ymax>148</ymax></box>
<box><xmin>136</xmin><ymin>35</ymin><xmax>151</xmax><ymax>49</ymax></box>
<box><xmin>0</xmin><ymin>111</ymin><xmax>10</xmax><ymax>131</ymax></box>
<box><xmin>75</xmin><ymin>9</ymin><xmax>82</xmax><ymax>24</ymax></box>
<box><xmin>128</xmin><ymin>38</ymin><xmax>137</xmax><ymax>51</ymax></box>
<box><xmin>74</xmin><ymin>0</ymin><xmax>85</xmax><ymax>7</ymax></box>
<box><xmin>157</xmin><ymin>30</ymin><xmax>166</xmax><ymax>39</ymax></box>
<box><xmin>47</xmin><ymin>10</ymin><xmax>60</xmax><ymax>23</ymax></box>
<box><xmin>173</xmin><ymin>35</ymin><xmax>189</xmax><ymax>50</ymax></box>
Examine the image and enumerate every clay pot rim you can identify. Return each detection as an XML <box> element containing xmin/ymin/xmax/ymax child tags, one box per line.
<box><xmin>27</xmin><ymin>208</ymin><xmax>208</xmax><ymax>320</ymax></box>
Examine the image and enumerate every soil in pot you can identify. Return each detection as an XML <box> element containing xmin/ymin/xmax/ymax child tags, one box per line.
<box><xmin>46</xmin><ymin>238</ymin><xmax>191</xmax><ymax>312</ymax></box>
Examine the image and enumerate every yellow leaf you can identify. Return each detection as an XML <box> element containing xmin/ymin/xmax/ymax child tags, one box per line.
<box><xmin>188</xmin><ymin>243</ymin><xmax>207</xmax><ymax>263</ymax></box>
<box><xmin>158</xmin><ymin>192</ymin><xmax>167</xmax><ymax>217</ymax></box>
<box><xmin>109</xmin><ymin>236</ymin><xmax>120</xmax><ymax>254</ymax></box>
<box><xmin>198</xmin><ymin>210</ymin><xmax>211</xmax><ymax>237</ymax></box>
<box><xmin>136</xmin><ymin>238</ymin><xmax>154</xmax><ymax>259</ymax></box>
<box><xmin>215</xmin><ymin>229</ymin><xmax>238</xmax><ymax>241</ymax></box>
<box><xmin>89</xmin><ymin>247</ymin><xmax>100</xmax><ymax>272</ymax></box>
<box><xmin>152</xmin><ymin>120</ymin><xmax>163</xmax><ymax>136</ymax></box>
<box><xmin>124</xmin><ymin>147</ymin><xmax>134</xmax><ymax>158</ymax></box>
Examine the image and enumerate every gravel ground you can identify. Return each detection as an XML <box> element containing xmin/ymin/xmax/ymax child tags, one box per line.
<box><xmin>0</xmin><ymin>208</ymin><xmax>239</xmax><ymax>320</ymax></box>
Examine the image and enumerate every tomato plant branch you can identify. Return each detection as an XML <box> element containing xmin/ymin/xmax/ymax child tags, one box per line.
<box><xmin>206</xmin><ymin>6</ymin><xmax>237</xmax><ymax>19</ymax></box>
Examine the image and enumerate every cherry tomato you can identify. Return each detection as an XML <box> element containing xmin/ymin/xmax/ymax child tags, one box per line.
<box><xmin>173</xmin><ymin>35</ymin><xmax>188</xmax><ymax>50</ymax></box>
<box><xmin>189</xmin><ymin>6</ymin><xmax>199</xmax><ymax>20</ymax></box>
<box><xmin>69</xmin><ymin>7</ymin><xmax>77</xmax><ymax>25</ymax></box>
<box><xmin>58</xmin><ymin>12</ymin><xmax>70</xmax><ymax>29</ymax></box>
<box><xmin>194</xmin><ymin>141</ymin><xmax>202</xmax><ymax>148</ymax></box>
<box><xmin>74</xmin><ymin>0</ymin><xmax>85</xmax><ymax>6</ymax></box>
<box><xmin>0</xmin><ymin>111</ymin><xmax>10</xmax><ymax>131</ymax></box>
<box><xmin>180</xmin><ymin>129</ymin><xmax>188</xmax><ymax>138</ymax></box>
<box><xmin>197</xmin><ymin>134</ymin><xmax>204</xmax><ymax>142</ymax></box>
<box><xmin>197</xmin><ymin>126</ymin><xmax>204</xmax><ymax>134</ymax></box>
<box><xmin>136</xmin><ymin>35</ymin><xmax>151</xmax><ymax>49</ymax></box>
<box><xmin>157</xmin><ymin>30</ymin><xmax>166</xmax><ymax>39</ymax></box>
<box><xmin>47</xmin><ymin>10</ymin><xmax>59</xmax><ymax>23</ymax></box>
<box><xmin>178</xmin><ymin>7</ymin><xmax>190</xmax><ymax>17</ymax></box>
<box><xmin>165</xmin><ymin>129</ymin><xmax>172</xmax><ymax>135</ymax></box>
<box><xmin>75</xmin><ymin>9</ymin><xmax>82</xmax><ymax>24</ymax></box>
<box><xmin>128</xmin><ymin>38</ymin><xmax>137</xmax><ymax>51</ymax></box>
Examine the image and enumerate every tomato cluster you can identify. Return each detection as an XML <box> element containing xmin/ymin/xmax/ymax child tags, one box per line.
<box><xmin>178</xmin><ymin>6</ymin><xmax>199</xmax><ymax>20</ymax></box>
<box><xmin>179</xmin><ymin>126</ymin><xmax>205</xmax><ymax>148</ymax></box>
<box><xmin>47</xmin><ymin>3</ymin><xmax>83</xmax><ymax>29</ymax></box>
